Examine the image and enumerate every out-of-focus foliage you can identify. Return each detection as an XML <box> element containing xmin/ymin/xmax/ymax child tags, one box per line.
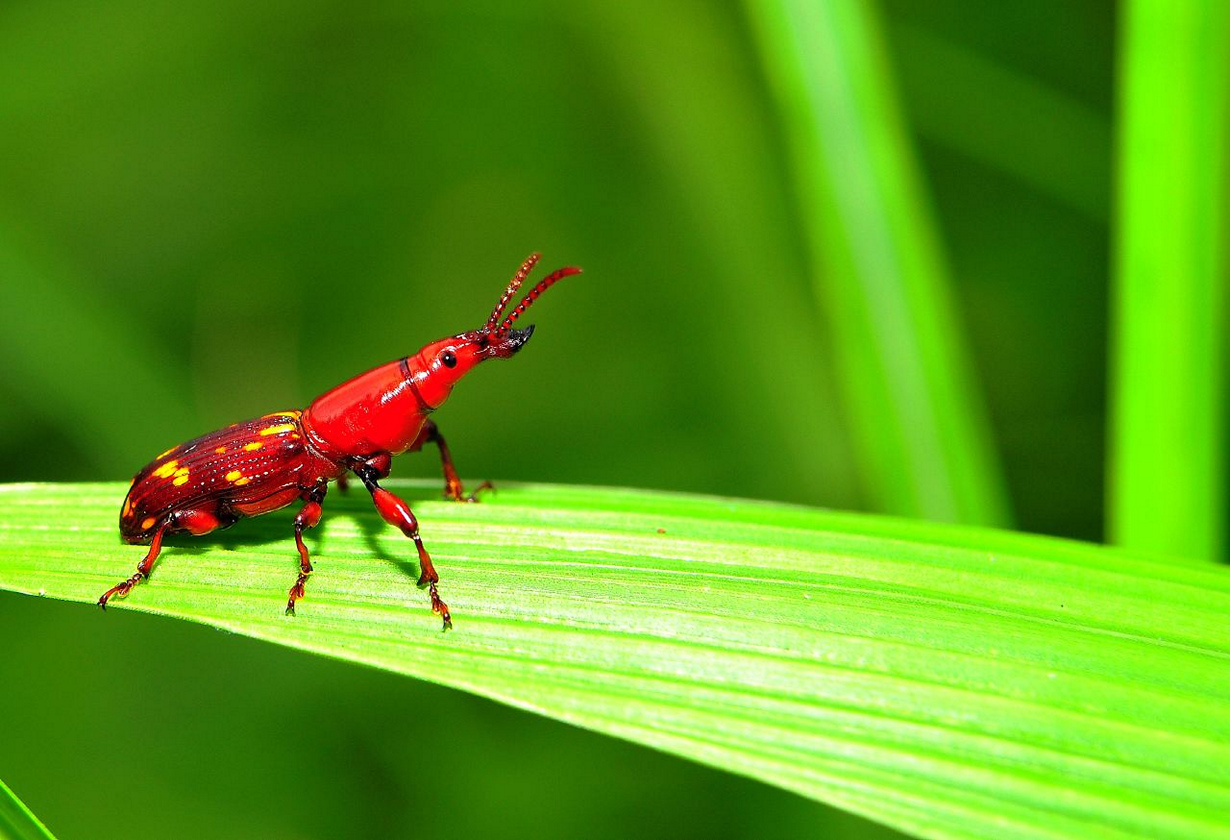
<box><xmin>747</xmin><ymin>0</ymin><xmax>1010</xmax><ymax>526</ymax></box>
<box><xmin>0</xmin><ymin>0</ymin><xmax>1114</xmax><ymax>538</ymax></box>
<box><xmin>0</xmin><ymin>777</ymin><xmax>56</xmax><ymax>840</ymax></box>
<box><xmin>0</xmin><ymin>1</ymin><xmax>1157</xmax><ymax>839</ymax></box>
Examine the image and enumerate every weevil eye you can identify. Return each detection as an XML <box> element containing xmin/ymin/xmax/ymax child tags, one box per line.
<box><xmin>440</xmin><ymin>350</ymin><xmax>457</xmax><ymax>369</ymax></box>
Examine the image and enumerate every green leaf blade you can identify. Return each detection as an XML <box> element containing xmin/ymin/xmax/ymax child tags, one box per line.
<box><xmin>1</xmin><ymin>482</ymin><xmax>1227</xmax><ymax>840</ymax></box>
<box><xmin>744</xmin><ymin>0</ymin><xmax>1011</xmax><ymax>527</ymax></box>
<box><xmin>1110</xmin><ymin>0</ymin><xmax>1230</xmax><ymax>561</ymax></box>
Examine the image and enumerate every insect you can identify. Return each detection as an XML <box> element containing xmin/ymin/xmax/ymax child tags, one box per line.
<box><xmin>101</xmin><ymin>253</ymin><xmax>580</xmax><ymax>629</ymax></box>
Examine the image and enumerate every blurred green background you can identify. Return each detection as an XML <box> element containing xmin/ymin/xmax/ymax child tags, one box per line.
<box><xmin>0</xmin><ymin>1</ymin><xmax>1125</xmax><ymax>837</ymax></box>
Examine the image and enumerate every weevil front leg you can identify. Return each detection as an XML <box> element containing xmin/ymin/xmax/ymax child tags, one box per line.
<box><xmin>354</xmin><ymin>464</ymin><xmax>451</xmax><ymax>629</ymax></box>
<box><xmin>286</xmin><ymin>483</ymin><xmax>328</xmax><ymax>616</ymax></box>
<box><xmin>98</xmin><ymin>509</ymin><xmax>222</xmax><ymax>608</ymax></box>
<box><xmin>418</xmin><ymin>420</ymin><xmax>492</xmax><ymax>503</ymax></box>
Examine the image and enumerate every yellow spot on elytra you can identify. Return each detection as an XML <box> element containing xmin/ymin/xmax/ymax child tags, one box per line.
<box><xmin>244</xmin><ymin>441</ymin><xmax>263</xmax><ymax>452</ymax></box>
<box><xmin>122</xmin><ymin>498</ymin><xmax>133</xmax><ymax>517</ymax></box>
<box><xmin>141</xmin><ymin>517</ymin><xmax>157</xmax><ymax>530</ymax></box>
<box><xmin>260</xmin><ymin>423</ymin><xmax>296</xmax><ymax>436</ymax></box>
<box><xmin>234</xmin><ymin>477</ymin><xmax>250</xmax><ymax>486</ymax></box>
<box><xmin>172</xmin><ymin>467</ymin><xmax>191</xmax><ymax>486</ymax></box>
<box><xmin>215</xmin><ymin>446</ymin><xmax>228</xmax><ymax>454</ymax></box>
<box><xmin>225</xmin><ymin>470</ymin><xmax>243</xmax><ymax>482</ymax></box>
<box><xmin>158</xmin><ymin>447</ymin><xmax>176</xmax><ymax>459</ymax></box>
<box><xmin>152</xmin><ymin>460</ymin><xmax>179</xmax><ymax>478</ymax></box>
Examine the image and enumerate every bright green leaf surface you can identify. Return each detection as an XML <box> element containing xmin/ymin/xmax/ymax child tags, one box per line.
<box><xmin>1110</xmin><ymin>0</ymin><xmax>1229</xmax><ymax>561</ymax></box>
<box><xmin>0</xmin><ymin>778</ymin><xmax>56</xmax><ymax>840</ymax></box>
<box><xmin>1</xmin><ymin>482</ymin><xmax>1227</xmax><ymax>840</ymax></box>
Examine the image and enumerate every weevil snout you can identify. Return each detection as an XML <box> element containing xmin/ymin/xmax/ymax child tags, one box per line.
<box><xmin>490</xmin><ymin>324</ymin><xmax>534</xmax><ymax>358</ymax></box>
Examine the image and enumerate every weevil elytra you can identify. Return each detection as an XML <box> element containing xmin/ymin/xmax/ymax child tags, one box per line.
<box><xmin>102</xmin><ymin>253</ymin><xmax>580</xmax><ymax>629</ymax></box>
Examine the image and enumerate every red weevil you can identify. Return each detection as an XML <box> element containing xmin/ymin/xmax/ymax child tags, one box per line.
<box><xmin>102</xmin><ymin>253</ymin><xmax>580</xmax><ymax>629</ymax></box>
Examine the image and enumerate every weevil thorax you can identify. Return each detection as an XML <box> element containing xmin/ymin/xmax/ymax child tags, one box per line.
<box><xmin>301</xmin><ymin>253</ymin><xmax>581</xmax><ymax>460</ymax></box>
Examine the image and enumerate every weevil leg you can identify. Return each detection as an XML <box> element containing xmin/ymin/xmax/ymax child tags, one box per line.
<box><xmin>99</xmin><ymin>523</ymin><xmax>169</xmax><ymax>608</ymax></box>
<box><xmin>421</xmin><ymin>420</ymin><xmax>492</xmax><ymax>503</ymax></box>
<box><xmin>98</xmin><ymin>509</ymin><xmax>221</xmax><ymax>608</ymax></box>
<box><xmin>286</xmin><ymin>484</ymin><xmax>327</xmax><ymax>616</ymax></box>
<box><xmin>354</xmin><ymin>465</ymin><xmax>451</xmax><ymax>630</ymax></box>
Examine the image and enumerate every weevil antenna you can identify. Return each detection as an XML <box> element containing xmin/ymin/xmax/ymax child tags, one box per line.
<box><xmin>485</xmin><ymin>253</ymin><xmax>541</xmax><ymax>333</ymax></box>
<box><xmin>495</xmin><ymin>265</ymin><xmax>583</xmax><ymax>336</ymax></box>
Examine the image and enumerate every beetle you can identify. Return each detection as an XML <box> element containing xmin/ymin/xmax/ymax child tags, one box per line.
<box><xmin>101</xmin><ymin>253</ymin><xmax>580</xmax><ymax>629</ymax></box>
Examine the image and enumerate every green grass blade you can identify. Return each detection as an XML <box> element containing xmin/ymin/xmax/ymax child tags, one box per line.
<box><xmin>1110</xmin><ymin>0</ymin><xmax>1229</xmax><ymax>561</ymax></box>
<box><xmin>744</xmin><ymin>0</ymin><xmax>1011</xmax><ymax>526</ymax></box>
<box><xmin>0</xmin><ymin>778</ymin><xmax>56</xmax><ymax>840</ymax></box>
<box><xmin>1</xmin><ymin>481</ymin><xmax>1227</xmax><ymax>840</ymax></box>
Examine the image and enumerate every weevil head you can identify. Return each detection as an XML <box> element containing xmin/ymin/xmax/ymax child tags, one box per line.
<box><xmin>412</xmin><ymin>254</ymin><xmax>581</xmax><ymax>408</ymax></box>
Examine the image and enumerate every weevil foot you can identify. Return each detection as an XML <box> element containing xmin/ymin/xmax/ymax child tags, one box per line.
<box><xmin>463</xmin><ymin>481</ymin><xmax>494</xmax><ymax>503</ymax></box>
<box><xmin>428</xmin><ymin>583</ymin><xmax>452</xmax><ymax>631</ymax></box>
<box><xmin>285</xmin><ymin>572</ymin><xmax>310</xmax><ymax>616</ymax></box>
<box><xmin>445</xmin><ymin>480</ymin><xmax>493</xmax><ymax>503</ymax></box>
<box><xmin>98</xmin><ymin>572</ymin><xmax>145</xmax><ymax>609</ymax></box>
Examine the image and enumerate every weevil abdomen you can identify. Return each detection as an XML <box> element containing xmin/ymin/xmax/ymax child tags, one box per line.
<box><xmin>120</xmin><ymin>411</ymin><xmax>339</xmax><ymax>543</ymax></box>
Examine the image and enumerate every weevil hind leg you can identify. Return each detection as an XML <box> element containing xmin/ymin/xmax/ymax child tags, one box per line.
<box><xmin>98</xmin><ymin>509</ymin><xmax>222</xmax><ymax>608</ymax></box>
<box><xmin>285</xmin><ymin>483</ymin><xmax>327</xmax><ymax>616</ymax></box>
